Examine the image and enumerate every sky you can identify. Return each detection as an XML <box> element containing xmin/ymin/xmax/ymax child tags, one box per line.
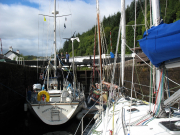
<box><xmin>0</xmin><ymin>0</ymin><xmax>133</xmax><ymax>57</ymax></box>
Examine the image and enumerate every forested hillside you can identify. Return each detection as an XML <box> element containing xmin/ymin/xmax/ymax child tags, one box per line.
<box><xmin>59</xmin><ymin>0</ymin><xmax>180</xmax><ymax>57</ymax></box>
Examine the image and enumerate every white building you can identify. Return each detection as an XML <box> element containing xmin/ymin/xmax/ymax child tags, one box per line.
<box><xmin>4</xmin><ymin>46</ymin><xmax>20</xmax><ymax>60</ymax></box>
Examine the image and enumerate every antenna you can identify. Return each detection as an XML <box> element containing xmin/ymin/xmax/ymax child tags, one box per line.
<box><xmin>0</xmin><ymin>38</ymin><xmax>2</xmax><ymax>55</ymax></box>
<box><xmin>63</xmin><ymin>31</ymin><xmax>76</xmax><ymax>40</ymax></box>
<box><xmin>72</xmin><ymin>31</ymin><xmax>76</xmax><ymax>38</ymax></box>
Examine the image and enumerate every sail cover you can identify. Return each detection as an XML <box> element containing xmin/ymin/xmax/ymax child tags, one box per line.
<box><xmin>138</xmin><ymin>20</ymin><xmax>180</xmax><ymax>67</ymax></box>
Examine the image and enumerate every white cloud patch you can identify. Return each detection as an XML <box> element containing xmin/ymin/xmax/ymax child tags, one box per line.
<box><xmin>0</xmin><ymin>0</ymin><xmax>133</xmax><ymax>56</ymax></box>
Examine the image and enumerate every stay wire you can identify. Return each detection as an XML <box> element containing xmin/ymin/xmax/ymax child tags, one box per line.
<box><xmin>0</xmin><ymin>82</ymin><xmax>26</xmax><ymax>98</ymax></box>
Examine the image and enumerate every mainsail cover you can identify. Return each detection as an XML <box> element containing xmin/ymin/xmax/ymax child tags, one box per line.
<box><xmin>138</xmin><ymin>20</ymin><xmax>180</xmax><ymax>67</ymax></box>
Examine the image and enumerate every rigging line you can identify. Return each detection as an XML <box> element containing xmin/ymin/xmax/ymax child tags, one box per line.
<box><xmin>124</xmin><ymin>41</ymin><xmax>153</xmax><ymax>70</ymax></box>
<box><xmin>101</xmin><ymin>25</ymin><xmax>110</xmax><ymax>79</ymax></box>
<box><xmin>92</xmin><ymin>24</ymin><xmax>97</xmax><ymax>84</ymax></box>
<box><xmin>145</xmin><ymin>117</ymin><xmax>155</xmax><ymax>125</ymax></box>
<box><xmin>145</xmin><ymin>0</ymin><xmax>148</xmax><ymax>35</ymax></box>
<box><xmin>82</xmin><ymin>99</ymin><xmax>102</xmax><ymax>134</ymax></box>
<box><xmin>142</xmin><ymin>116</ymin><xmax>153</xmax><ymax>125</ymax></box>
<box><xmin>130</xmin><ymin>114</ymin><xmax>149</xmax><ymax>125</ymax></box>
<box><xmin>150</xmin><ymin>0</ymin><xmax>152</xmax><ymax>27</ymax></box>
<box><xmin>150</xmin><ymin>62</ymin><xmax>153</xmax><ymax>111</ymax></box>
<box><xmin>109</xmin><ymin>11</ymin><xmax>122</xmax><ymax>102</ymax></box>
<box><xmin>100</xmin><ymin>24</ymin><xmax>105</xmax><ymax>78</ymax></box>
<box><xmin>135</xmin><ymin>66</ymin><xmax>144</xmax><ymax>99</ymax></box>
<box><xmin>138</xmin><ymin>0</ymin><xmax>150</xmax><ymax>29</ymax></box>
<box><xmin>126</xmin><ymin>24</ymin><xmax>145</xmax><ymax>26</ymax></box>
<box><xmin>0</xmin><ymin>82</ymin><xmax>26</xmax><ymax>98</ymax></box>
<box><xmin>124</xmin><ymin>87</ymin><xmax>156</xmax><ymax>98</ymax></box>
<box><xmin>164</xmin><ymin>69</ymin><xmax>169</xmax><ymax>98</ymax></box>
<box><xmin>125</xmin><ymin>79</ymin><xmax>178</xmax><ymax>93</ymax></box>
<box><xmin>164</xmin><ymin>75</ymin><xmax>180</xmax><ymax>87</ymax></box>
<box><xmin>39</xmin><ymin>14</ymin><xmax>72</xmax><ymax>17</ymax></box>
<box><xmin>99</xmin><ymin>17</ymin><xmax>106</xmax><ymax>81</ymax></box>
<box><xmin>153</xmin><ymin>68</ymin><xmax>163</xmax><ymax>114</ymax></box>
<box><xmin>101</xmin><ymin>23</ymin><xmax>108</xmax><ymax>67</ymax></box>
<box><xmin>166</xmin><ymin>85</ymin><xmax>180</xmax><ymax>92</ymax></box>
<box><xmin>57</xmin><ymin>55</ymin><xmax>73</xmax><ymax>77</ymax></box>
<box><xmin>50</xmin><ymin>23</ymin><xmax>55</xmax><ymax>57</ymax></box>
<box><xmin>46</xmin><ymin>0</ymin><xmax>52</xmax><ymax>58</ymax></box>
<box><xmin>65</xmin><ymin>0</ymin><xmax>72</xmax><ymax>14</ymax></box>
<box><xmin>124</xmin><ymin>80</ymin><xmax>151</xmax><ymax>88</ymax></box>
<box><xmin>37</xmin><ymin>0</ymin><xmax>40</xmax><ymax>82</ymax></box>
<box><xmin>119</xmin><ymin>63</ymin><xmax>121</xmax><ymax>87</ymax></box>
<box><xmin>164</xmin><ymin>0</ymin><xmax>168</xmax><ymax>23</ymax></box>
<box><xmin>42</xmin><ymin>18</ymin><xmax>44</xmax><ymax>57</ymax></box>
<box><xmin>129</xmin><ymin>0</ymin><xmax>137</xmax><ymax>129</ymax></box>
<box><xmin>134</xmin><ymin>115</ymin><xmax>151</xmax><ymax>125</ymax></box>
<box><xmin>102</xmin><ymin>24</ymin><xmax>108</xmax><ymax>55</ymax></box>
<box><xmin>136</xmin><ymin>114</ymin><xmax>152</xmax><ymax>126</ymax></box>
<box><xmin>156</xmin><ymin>68</ymin><xmax>165</xmax><ymax>116</ymax></box>
<box><xmin>74</xmin><ymin>99</ymin><xmax>100</xmax><ymax>135</ymax></box>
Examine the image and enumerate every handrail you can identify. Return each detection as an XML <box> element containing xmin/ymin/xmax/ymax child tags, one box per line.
<box><xmin>74</xmin><ymin>98</ymin><xmax>100</xmax><ymax>135</ymax></box>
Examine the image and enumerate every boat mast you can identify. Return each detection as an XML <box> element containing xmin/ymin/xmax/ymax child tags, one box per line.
<box><xmin>54</xmin><ymin>0</ymin><xmax>57</xmax><ymax>76</ymax></box>
<box><xmin>110</xmin><ymin>31</ymin><xmax>112</xmax><ymax>52</ymax></box>
<box><xmin>152</xmin><ymin>0</ymin><xmax>160</xmax><ymax>26</ymax></box>
<box><xmin>96</xmin><ymin>0</ymin><xmax>104</xmax><ymax>124</ymax></box>
<box><xmin>152</xmin><ymin>0</ymin><xmax>164</xmax><ymax>115</ymax></box>
<box><xmin>96</xmin><ymin>0</ymin><xmax>102</xmax><ymax>79</ymax></box>
<box><xmin>121</xmin><ymin>0</ymin><xmax>126</xmax><ymax>87</ymax></box>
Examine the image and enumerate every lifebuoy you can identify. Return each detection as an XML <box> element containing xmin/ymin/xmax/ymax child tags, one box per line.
<box><xmin>37</xmin><ymin>90</ymin><xmax>50</xmax><ymax>102</ymax></box>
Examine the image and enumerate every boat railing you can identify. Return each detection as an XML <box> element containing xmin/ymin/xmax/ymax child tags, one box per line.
<box><xmin>74</xmin><ymin>98</ymin><xmax>101</xmax><ymax>135</ymax></box>
<box><xmin>122</xmin><ymin>107</ymin><xmax>128</xmax><ymax>135</ymax></box>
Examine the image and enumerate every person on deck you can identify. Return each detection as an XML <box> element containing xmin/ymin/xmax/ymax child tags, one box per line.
<box><xmin>66</xmin><ymin>52</ymin><xmax>70</xmax><ymax>65</ymax></box>
<box><xmin>61</xmin><ymin>52</ymin><xmax>65</xmax><ymax>64</ymax></box>
<box><xmin>56</xmin><ymin>65</ymin><xmax>64</xmax><ymax>90</ymax></box>
<box><xmin>110</xmin><ymin>52</ymin><xmax>114</xmax><ymax>58</ymax></box>
<box><xmin>57</xmin><ymin>53</ymin><xmax>60</xmax><ymax>66</ymax></box>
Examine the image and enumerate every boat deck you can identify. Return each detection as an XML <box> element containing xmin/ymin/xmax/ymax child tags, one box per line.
<box><xmin>90</xmin><ymin>97</ymin><xmax>180</xmax><ymax>135</ymax></box>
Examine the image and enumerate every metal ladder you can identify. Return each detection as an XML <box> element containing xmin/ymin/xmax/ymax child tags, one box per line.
<box><xmin>51</xmin><ymin>108</ymin><xmax>60</xmax><ymax>121</ymax></box>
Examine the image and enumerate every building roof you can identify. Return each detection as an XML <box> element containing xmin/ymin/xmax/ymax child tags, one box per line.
<box><xmin>4</xmin><ymin>50</ymin><xmax>20</xmax><ymax>56</ymax></box>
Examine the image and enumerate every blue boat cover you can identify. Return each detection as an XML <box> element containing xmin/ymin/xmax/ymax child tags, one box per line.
<box><xmin>138</xmin><ymin>20</ymin><xmax>180</xmax><ymax>67</ymax></box>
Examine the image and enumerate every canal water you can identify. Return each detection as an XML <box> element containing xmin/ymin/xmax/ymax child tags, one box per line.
<box><xmin>2</xmin><ymin>102</ymin><xmax>94</xmax><ymax>135</ymax></box>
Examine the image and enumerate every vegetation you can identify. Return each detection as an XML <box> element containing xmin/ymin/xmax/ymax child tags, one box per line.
<box><xmin>14</xmin><ymin>54</ymin><xmax>37</xmax><ymax>60</ymax></box>
<box><xmin>59</xmin><ymin>0</ymin><xmax>180</xmax><ymax>56</ymax></box>
<box><xmin>19</xmin><ymin>0</ymin><xmax>180</xmax><ymax>60</ymax></box>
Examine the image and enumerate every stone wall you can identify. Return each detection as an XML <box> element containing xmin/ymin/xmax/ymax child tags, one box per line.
<box><xmin>104</xmin><ymin>63</ymin><xmax>180</xmax><ymax>102</ymax></box>
<box><xmin>0</xmin><ymin>62</ymin><xmax>40</xmax><ymax>124</ymax></box>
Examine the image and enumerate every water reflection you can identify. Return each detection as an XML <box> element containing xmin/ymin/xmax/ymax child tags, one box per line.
<box><xmin>2</xmin><ymin>104</ymin><xmax>94</xmax><ymax>135</ymax></box>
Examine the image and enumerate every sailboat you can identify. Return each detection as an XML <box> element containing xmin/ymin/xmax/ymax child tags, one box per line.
<box><xmin>77</xmin><ymin>0</ymin><xmax>180</xmax><ymax>134</ymax></box>
<box><xmin>26</xmin><ymin>0</ymin><xmax>86</xmax><ymax>125</ymax></box>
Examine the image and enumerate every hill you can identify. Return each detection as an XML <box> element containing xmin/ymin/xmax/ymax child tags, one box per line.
<box><xmin>60</xmin><ymin>0</ymin><xmax>180</xmax><ymax>57</ymax></box>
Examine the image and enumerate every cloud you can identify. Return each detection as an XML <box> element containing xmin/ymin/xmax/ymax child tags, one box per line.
<box><xmin>0</xmin><ymin>0</ymin><xmax>133</xmax><ymax>56</ymax></box>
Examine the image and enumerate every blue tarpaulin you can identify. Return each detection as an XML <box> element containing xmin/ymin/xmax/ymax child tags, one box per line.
<box><xmin>138</xmin><ymin>20</ymin><xmax>180</xmax><ymax>67</ymax></box>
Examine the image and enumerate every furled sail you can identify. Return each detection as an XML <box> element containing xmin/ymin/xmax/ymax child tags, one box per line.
<box><xmin>138</xmin><ymin>20</ymin><xmax>180</xmax><ymax>67</ymax></box>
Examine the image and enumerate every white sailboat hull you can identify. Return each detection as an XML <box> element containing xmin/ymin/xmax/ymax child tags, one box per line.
<box><xmin>89</xmin><ymin>97</ymin><xmax>180</xmax><ymax>135</ymax></box>
<box><xmin>28</xmin><ymin>102</ymin><xmax>83</xmax><ymax>125</ymax></box>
